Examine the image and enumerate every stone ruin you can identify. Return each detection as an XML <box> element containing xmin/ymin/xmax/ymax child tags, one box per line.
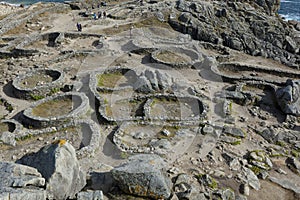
<box><xmin>21</xmin><ymin>92</ymin><xmax>89</xmax><ymax>128</ymax></box>
<box><xmin>90</xmin><ymin>66</ymin><xmax>208</xmax><ymax>123</ymax></box>
<box><xmin>0</xmin><ymin>1</ymin><xmax>299</xmax><ymax>198</ymax></box>
<box><xmin>12</xmin><ymin>68</ymin><xmax>65</xmax><ymax>100</ymax></box>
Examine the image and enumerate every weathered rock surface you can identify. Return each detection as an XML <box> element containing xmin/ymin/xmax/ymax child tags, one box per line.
<box><xmin>134</xmin><ymin>69</ymin><xmax>173</xmax><ymax>93</ymax></box>
<box><xmin>0</xmin><ymin>162</ymin><xmax>46</xmax><ymax>200</ymax></box>
<box><xmin>242</xmin><ymin>167</ymin><xmax>260</xmax><ymax>190</ymax></box>
<box><xmin>269</xmin><ymin>176</ymin><xmax>300</xmax><ymax>194</ymax></box>
<box><xmin>111</xmin><ymin>154</ymin><xmax>172</xmax><ymax>199</ymax></box>
<box><xmin>170</xmin><ymin>0</ymin><xmax>300</xmax><ymax>67</ymax></box>
<box><xmin>0</xmin><ymin>131</ymin><xmax>16</xmax><ymax>146</ymax></box>
<box><xmin>17</xmin><ymin>140</ymin><xmax>86</xmax><ymax>200</ymax></box>
<box><xmin>77</xmin><ymin>190</ymin><xmax>104</xmax><ymax>200</ymax></box>
<box><xmin>248</xmin><ymin>150</ymin><xmax>273</xmax><ymax>171</ymax></box>
<box><xmin>276</xmin><ymin>80</ymin><xmax>300</xmax><ymax>116</ymax></box>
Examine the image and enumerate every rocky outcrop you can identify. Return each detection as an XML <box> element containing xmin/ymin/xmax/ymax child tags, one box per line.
<box><xmin>17</xmin><ymin>140</ymin><xmax>86</xmax><ymax>200</ymax></box>
<box><xmin>134</xmin><ymin>69</ymin><xmax>174</xmax><ymax>93</ymax></box>
<box><xmin>253</xmin><ymin>0</ymin><xmax>281</xmax><ymax>15</ymax></box>
<box><xmin>0</xmin><ymin>162</ymin><xmax>46</xmax><ymax>200</ymax></box>
<box><xmin>111</xmin><ymin>154</ymin><xmax>172</xmax><ymax>199</ymax></box>
<box><xmin>276</xmin><ymin>79</ymin><xmax>300</xmax><ymax>116</ymax></box>
<box><xmin>169</xmin><ymin>0</ymin><xmax>300</xmax><ymax>67</ymax></box>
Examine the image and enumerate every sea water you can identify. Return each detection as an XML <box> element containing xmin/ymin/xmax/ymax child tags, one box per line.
<box><xmin>0</xmin><ymin>0</ymin><xmax>66</xmax><ymax>6</ymax></box>
<box><xmin>1</xmin><ymin>0</ymin><xmax>300</xmax><ymax>22</ymax></box>
<box><xmin>278</xmin><ymin>0</ymin><xmax>300</xmax><ymax>21</ymax></box>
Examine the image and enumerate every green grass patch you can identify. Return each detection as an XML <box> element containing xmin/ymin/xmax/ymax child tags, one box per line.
<box><xmin>250</xmin><ymin>166</ymin><xmax>261</xmax><ymax>175</ymax></box>
<box><xmin>97</xmin><ymin>72</ymin><xmax>123</xmax><ymax>88</ymax></box>
<box><xmin>30</xmin><ymin>94</ymin><xmax>44</xmax><ymax>100</ymax></box>
<box><xmin>275</xmin><ymin>141</ymin><xmax>286</xmax><ymax>147</ymax></box>
<box><xmin>291</xmin><ymin>150</ymin><xmax>299</xmax><ymax>158</ymax></box>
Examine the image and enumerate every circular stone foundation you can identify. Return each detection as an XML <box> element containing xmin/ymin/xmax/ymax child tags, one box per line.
<box><xmin>151</xmin><ymin>47</ymin><xmax>199</xmax><ymax>68</ymax></box>
<box><xmin>211</xmin><ymin>62</ymin><xmax>300</xmax><ymax>85</ymax></box>
<box><xmin>113</xmin><ymin>122</ymin><xmax>200</xmax><ymax>156</ymax></box>
<box><xmin>100</xmin><ymin>96</ymin><xmax>146</xmax><ymax>122</ymax></box>
<box><xmin>74</xmin><ymin>120</ymin><xmax>101</xmax><ymax>158</ymax></box>
<box><xmin>12</xmin><ymin>68</ymin><xmax>64</xmax><ymax>100</ymax></box>
<box><xmin>95</xmin><ymin>67</ymin><xmax>137</xmax><ymax>92</ymax></box>
<box><xmin>22</xmin><ymin>92</ymin><xmax>89</xmax><ymax>128</ymax></box>
<box><xmin>145</xmin><ymin>95</ymin><xmax>206</xmax><ymax>122</ymax></box>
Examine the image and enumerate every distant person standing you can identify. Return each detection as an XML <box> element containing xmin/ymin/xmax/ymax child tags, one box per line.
<box><xmin>76</xmin><ymin>22</ymin><xmax>82</xmax><ymax>32</ymax></box>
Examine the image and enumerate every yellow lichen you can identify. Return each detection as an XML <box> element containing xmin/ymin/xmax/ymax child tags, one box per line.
<box><xmin>52</xmin><ymin>139</ymin><xmax>67</xmax><ymax>147</ymax></box>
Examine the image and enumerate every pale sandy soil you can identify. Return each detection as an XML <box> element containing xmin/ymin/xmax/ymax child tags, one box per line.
<box><xmin>0</xmin><ymin>3</ymin><xmax>23</xmax><ymax>17</ymax></box>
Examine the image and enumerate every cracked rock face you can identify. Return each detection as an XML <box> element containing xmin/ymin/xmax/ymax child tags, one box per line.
<box><xmin>111</xmin><ymin>154</ymin><xmax>172</xmax><ymax>199</ymax></box>
<box><xmin>276</xmin><ymin>79</ymin><xmax>300</xmax><ymax>116</ymax></box>
<box><xmin>0</xmin><ymin>162</ymin><xmax>46</xmax><ymax>200</ymax></box>
<box><xmin>170</xmin><ymin>0</ymin><xmax>300</xmax><ymax>67</ymax></box>
<box><xmin>16</xmin><ymin>140</ymin><xmax>86</xmax><ymax>200</ymax></box>
<box><xmin>0</xmin><ymin>161</ymin><xmax>45</xmax><ymax>188</ymax></box>
<box><xmin>134</xmin><ymin>69</ymin><xmax>173</xmax><ymax>93</ymax></box>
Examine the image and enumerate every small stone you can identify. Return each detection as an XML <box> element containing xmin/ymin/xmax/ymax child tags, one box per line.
<box><xmin>258</xmin><ymin>171</ymin><xmax>269</xmax><ymax>180</ymax></box>
<box><xmin>202</xmin><ymin>125</ymin><xmax>214</xmax><ymax>135</ymax></box>
<box><xmin>240</xmin><ymin>184</ymin><xmax>250</xmax><ymax>196</ymax></box>
<box><xmin>276</xmin><ymin>168</ymin><xmax>287</xmax><ymax>175</ymax></box>
<box><xmin>214</xmin><ymin>170</ymin><xmax>226</xmax><ymax>177</ymax></box>
<box><xmin>162</xmin><ymin>129</ymin><xmax>171</xmax><ymax>137</ymax></box>
<box><xmin>168</xmin><ymin>167</ymin><xmax>180</xmax><ymax>174</ymax></box>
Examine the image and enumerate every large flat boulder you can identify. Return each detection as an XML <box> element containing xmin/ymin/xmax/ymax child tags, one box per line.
<box><xmin>0</xmin><ymin>162</ymin><xmax>46</xmax><ymax>200</ymax></box>
<box><xmin>111</xmin><ymin>154</ymin><xmax>172</xmax><ymax>199</ymax></box>
<box><xmin>17</xmin><ymin>140</ymin><xmax>86</xmax><ymax>200</ymax></box>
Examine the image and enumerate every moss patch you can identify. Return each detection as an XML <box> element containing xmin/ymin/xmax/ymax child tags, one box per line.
<box><xmin>97</xmin><ymin>72</ymin><xmax>123</xmax><ymax>88</ymax></box>
<box><xmin>250</xmin><ymin>166</ymin><xmax>261</xmax><ymax>175</ymax></box>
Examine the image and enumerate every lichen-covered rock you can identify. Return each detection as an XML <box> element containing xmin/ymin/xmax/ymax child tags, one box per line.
<box><xmin>276</xmin><ymin>80</ymin><xmax>300</xmax><ymax>116</ymax></box>
<box><xmin>111</xmin><ymin>154</ymin><xmax>171</xmax><ymax>199</ymax></box>
<box><xmin>248</xmin><ymin>150</ymin><xmax>273</xmax><ymax>171</ymax></box>
<box><xmin>17</xmin><ymin>140</ymin><xmax>86</xmax><ymax>200</ymax></box>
